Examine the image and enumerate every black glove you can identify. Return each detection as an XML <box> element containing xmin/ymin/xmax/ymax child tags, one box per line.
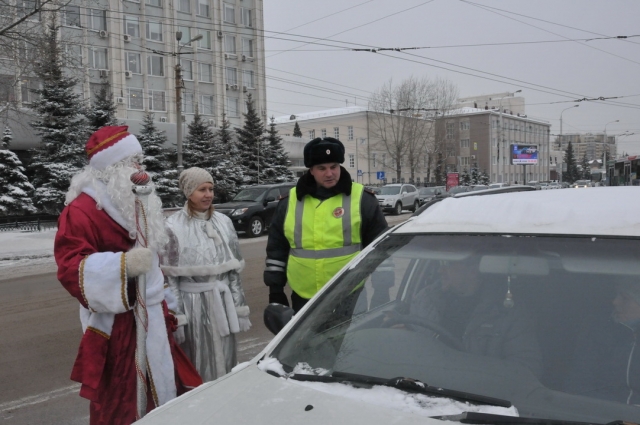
<box><xmin>269</xmin><ymin>291</ymin><xmax>290</xmax><ymax>307</ymax></box>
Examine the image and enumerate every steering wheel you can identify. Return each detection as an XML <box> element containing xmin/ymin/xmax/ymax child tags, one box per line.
<box><xmin>382</xmin><ymin>314</ymin><xmax>464</xmax><ymax>351</ymax></box>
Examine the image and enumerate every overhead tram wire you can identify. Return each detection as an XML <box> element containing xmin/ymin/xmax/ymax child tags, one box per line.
<box><xmin>459</xmin><ymin>0</ymin><xmax>640</xmax><ymax>66</ymax></box>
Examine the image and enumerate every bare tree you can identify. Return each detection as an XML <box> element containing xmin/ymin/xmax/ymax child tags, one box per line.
<box><xmin>368</xmin><ymin>76</ymin><xmax>458</xmax><ymax>183</ymax></box>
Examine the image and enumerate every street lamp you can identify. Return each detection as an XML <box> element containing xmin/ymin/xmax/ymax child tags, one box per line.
<box><xmin>496</xmin><ymin>90</ymin><xmax>521</xmax><ymax>183</ymax></box>
<box><xmin>602</xmin><ymin>119</ymin><xmax>619</xmax><ymax>185</ymax></box>
<box><xmin>175</xmin><ymin>31</ymin><xmax>203</xmax><ymax>173</ymax></box>
<box><xmin>559</xmin><ymin>105</ymin><xmax>579</xmax><ymax>148</ymax></box>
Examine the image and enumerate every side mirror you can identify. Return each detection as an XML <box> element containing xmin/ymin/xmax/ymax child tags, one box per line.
<box><xmin>264</xmin><ymin>303</ymin><xmax>294</xmax><ymax>335</ymax></box>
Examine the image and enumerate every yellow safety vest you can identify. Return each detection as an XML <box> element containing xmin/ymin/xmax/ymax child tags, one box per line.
<box><xmin>284</xmin><ymin>184</ymin><xmax>364</xmax><ymax>299</ymax></box>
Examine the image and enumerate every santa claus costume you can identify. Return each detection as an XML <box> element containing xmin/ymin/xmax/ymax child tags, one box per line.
<box><xmin>54</xmin><ymin>126</ymin><xmax>201</xmax><ymax>425</ymax></box>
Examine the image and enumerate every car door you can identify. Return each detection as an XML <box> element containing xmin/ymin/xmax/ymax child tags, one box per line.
<box><xmin>263</xmin><ymin>188</ymin><xmax>282</xmax><ymax>225</ymax></box>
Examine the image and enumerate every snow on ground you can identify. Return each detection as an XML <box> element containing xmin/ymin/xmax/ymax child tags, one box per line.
<box><xmin>0</xmin><ymin>229</ymin><xmax>57</xmax><ymax>281</ymax></box>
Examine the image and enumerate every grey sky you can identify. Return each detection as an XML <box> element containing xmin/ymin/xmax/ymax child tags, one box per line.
<box><xmin>263</xmin><ymin>0</ymin><xmax>640</xmax><ymax>154</ymax></box>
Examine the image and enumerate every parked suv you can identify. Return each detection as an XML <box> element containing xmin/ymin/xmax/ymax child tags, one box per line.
<box><xmin>376</xmin><ymin>183</ymin><xmax>419</xmax><ymax>215</ymax></box>
<box><xmin>417</xmin><ymin>186</ymin><xmax>448</xmax><ymax>205</ymax></box>
<box><xmin>214</xmin><ymin>182</ymin><xmax>295</xmax><ymax>237</ymax></box>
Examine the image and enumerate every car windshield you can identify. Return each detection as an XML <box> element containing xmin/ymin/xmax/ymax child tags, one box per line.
<box><xmin>576</xmin><ymin>180</ymin><xmax>590</xmax><ymax>185</ymax></box>
<box><xmin>419</xmin><ymin>188</ymin><xmax>436</xmax><ymax>196</ymax></box>
<box><xmin>380</xmin><ymin>186</ymin><xmax>401</xmax><ymax>195</ymax></box>
<box><xmin>270</xmin><ymin>234</ymin><xmax>640</xmax><ymax>423</ymax></box>
<box><xmin>233</xmin><ymin>188</ymin><xmax>266</xmax><ymax>202</ymax></box>
<box><xmin>449</xmin><ymin>186</ymin><xmax>468</xmax><ymax>194</ymax></box>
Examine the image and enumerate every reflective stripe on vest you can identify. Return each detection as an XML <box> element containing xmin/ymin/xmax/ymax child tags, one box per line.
<box><xmin>284</xmin><ymin>184</ymin><xmax>364</xmax><ymax>299</ymax></box>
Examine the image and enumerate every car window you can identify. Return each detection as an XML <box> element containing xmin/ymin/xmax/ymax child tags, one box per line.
<box><xmin>408</xmin><ymin>185</ymin><xmax>416</xmax><ymax>192</ymax></box>
<box><xmin>380</xmin><ymin>186</ymin><xmax>400</xmax><ymax>195</ymax></box>
<box><xmin>419</xmin><ymin>188</ymin><xmax>436</xmax><ymax>196</ymax></box>
<box><xmin>271</xmin><ymin>234</ymin><xmax>640</xmax><ymax>423</ymax></box>
<box><xmin>266</xmin><ymin>189</ymin><xmax>279</xmax><ymax>200</ymax></box>
<box><xmin>233</xmin><ymin>187</ymin><xmax>266</xmax><ymax>202</ymax></box>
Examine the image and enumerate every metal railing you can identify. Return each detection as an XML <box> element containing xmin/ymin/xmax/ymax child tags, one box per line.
<box><xmin>0</xmin><ymin>217</ymin><xmax>58</xmax><ymax>232</ymax></box>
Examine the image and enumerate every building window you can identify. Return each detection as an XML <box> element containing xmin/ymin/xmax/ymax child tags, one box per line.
<box><xmin>460</xmin><ymin>156</ymin><xmax>469</xmax><ymax>166</ymax></box>
<box><xmin>349</xmin><ymin>154</ymin><xmax>355</xmax><ymax>168</ymax></box>
<box><xmin>308</xmin><ymin>130</ymin><xmax>315</xmax><ymax>140</ymax></box>
<box><xmin>148</xmin><ymin>90</ymin><xmax>166</xmax><ymax>111</ymax></box>
<box><xmin>240</xmin><ymin>70</ymin><xmax>253</xmax><ymax>89</ymax></box>
<box><xmin>348</xmin><ymin>126</ymin><xmax>353</xmax><ymax>140</ymax></box>
<box><xmin>334</xmin><ymin>127</ymin><xmax>339</xmax><ymax>139</ymax></box>
<box><xmin>197</xmin><ymin>30</ymin><xmax>211</xmax><ymax>49</ymax></box>
<box><xmin>182</xmin><ymin>92</ymin><xmax>194</xmax><ymax>114</ymax></box>
<box><xmin>223</xmin><ymin>4</ymin><xmax>235</xmax><ymax>23</ymax></box>
<box><xmin>20</xmin><ymin>79</ymin><xmax>40</xmax><ymax>104</ymax></box>
<box><xmin>224</xmin><ymin>34</ymin><xmax>236</xmax><ymax>53</ymax></box>
<box><xmin>225</xmin><ymin>67</ymin><xmax>237</xmax><ymax>85</ymax></box>
<box><xmin>178</xmin><ymin>0</ymin><xmax>190</xmax><ymax>13</ymax></box>
<box><xmin>226</xmin><ymin>97</ymin><xmax>238</xmax><ymax>117</ymax></box>
<box><xmin>240</xmin><ymin>8</ymin><xmax>252</xmax><ymax>26</ymax></box>
<box><xmin>201</xmin><ymin>95</ymin><xmax>214</xmax><ymax>115</ymax></box>
<box><xmin>124</xmin><ymin>16</ymin><xmax>139</xmax><ymax>37</ymax></box>
<box><xmin>146</xmin><ymin>21</ymin><xmax>163</xmax><ymax>42</ymax></box>
<box><xmin>199</xmin><ymin>63</ymin><xmax>212</xmax><ymax>83</ymax></box>
<box><xmin>146</xmin><ymin>0</ymin><xmax>162</xmax><ymax>7</ymax></box>
<box><xmin>241</xmin><ymin>38</ymin><xmax>253</xmax><ymax>58</ymax></box>
<box><xmin>460</xmin><ymin>121</ymin><xmax>470</xmax><ymax>131</ymax></box>
<box><xmin>62</xmin><ymin>5</ymin><xmax>81</xmax><ymax>27</ymax></box>
<box><xmin>382</xmin><ymin>154</ymin><xmax>386</xmax><ymax>167</ymax></box>
<box><xmin>88</xmin><ymin>48</ymin><xmax>107</xmax><ymax>69</ymax></box>
<box><xmin>446</xmin><ymin>122</ymin><xmax>454</xmax><ymax>139</ymax></box>
<box><xmin>460</xmin><ymin>139</ymin><xmax>470</xmax><ymax>148</ymax></box>
<box><xmin>88</xmin><ymin>9</ymin><xmax>106</xmax><ymax>31</ymax></box>
<box><xmin>17</xmin><ymin>0</ymin><xmax>40</xmax><ymax>19</ymax></box>
<box><xmin>128</xmin><ymin>88</ymin><xmax>144</xmax><ymax>110</ymax></box>
<box><xmin>447</xmin><ymin>149</ymin><xmax>455</xmax><ymax>157</ymax></box>
<box><xmin>64</xmin><ymin>43</ymin><xmax>83</xmax><ymax>67</ymax></box>
<box><xmin>125</xmin><ymin>52</ymin><xmax>141</xmax><ymax>73</ymax></box>
<box><xmin>372</xmin><ymin>153</ymin><xmax>377</xmax><ymax>167</ymax></box>
<box><xmin>197</xmin><ymin>0</ymin><xmax>210</xmax><ymax>17</ymax></box>
<box><xmin>147</xmin><ymin>55</ymin><xmax>164</xmax><ymax>76</ymax></box>
<box><xmin>178</xmin><ymin>26</ymin><xmax>191</xmax><ymax>45</ymax></box>
<box><xmin>181</xmin><ymin>59</ymin><xmax>193</xmax><ymax>80</ymax></box>
<box><xmin>321</xmin><ymin>128</ymin><xmax>326</xmax><ymax>138</ymax></box>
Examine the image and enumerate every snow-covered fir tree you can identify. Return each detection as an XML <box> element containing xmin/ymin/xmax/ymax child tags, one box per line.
<box><xmin>0</xmin><ymin>127</ymin><xmax>37</xmax><ymax>216</ymax></box>
<box><xmin>293</xmin><ymin>121</ymin><xmax>302</xmax><ymax>137</ymax></box>
<box><xmin>470</xmin><ymin>166</ymin><xmax>480</xmax><ymax>185</ymax></box>
<box><xmin>564</xmin><ymin>141</ymin><xmax>580</xmax><ymax>184</ymax></box>
<box><xmin>478</xmin><ymin>170</ymin><xmax>490</xmax><ymax>185</ymax></box>
<box><xmin>212</xmin><ymin>113</ymin><xmax>244</xmax><ymax>202</ymax></box>
<box><xmin>235</xmin><ymin>94</ymin><xmax>266</xmax><ymax>186</ymax></box>
<box><xmin>460</xmin><ymin>168</ymin><xmax>471</xmax><ymax>186</ymax></box>
<box><xmin>581</xmin><ymin>153</ymin><xmax>591</xmax><ymax>180</ymax></box>
<box><xmin>27</xmin><ymin>23</ymin><xmax>90</xmax><ymax>214</ymax></box>
<box><xmin>261</xmin><ymin>117</ymin><xmax>295</xmax><ymax>183</ymax></box>
<box><xmin>137</xmin><ymin>111</ymin><xmax>181</xmax><ymax>207</ymax></box>
<box><xmin>183</xmin><ymin>112</ymin><xmax>217</xmax><ymax>169</ymax></box>
<box><xmin>85</xmin><ymin>77</ymin><xmax>119</xmax><ymax>132</ymax></box>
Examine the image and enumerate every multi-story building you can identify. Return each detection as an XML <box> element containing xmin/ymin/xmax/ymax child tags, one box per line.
<box><xmin>274</xmin><ymin>103</ymin><xmax>552</xmax><ymax>185</ymax></box>
<box><xmin>4</xmin><ymin>0</ymin><xmax>266</xmax><ymax>152</ymax></box>
<box><xmin>555</xmin><ymin>133</ymin><xmax>617</xmax><ymax>163</ymax></box>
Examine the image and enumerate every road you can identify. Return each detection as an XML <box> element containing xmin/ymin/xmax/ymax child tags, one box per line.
<box><xmin>0</xmin><ymin>212</ymin><xmax>408</xmax><ymax>424</ymax></box>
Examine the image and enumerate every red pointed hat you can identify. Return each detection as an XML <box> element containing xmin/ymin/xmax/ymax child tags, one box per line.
<box><xmin>85</xmin><ymin>125</ymin><xmax>143</xmax><ymax>170</ymax></box>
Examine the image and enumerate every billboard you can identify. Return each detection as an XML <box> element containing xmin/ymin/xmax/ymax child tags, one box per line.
<box><xmin>511</xmin><ymin>144</ymin><xmax>538</xmax><ymax>165</ymax></box>
<box><xmin>446</xmin><ymin>172</ymin><xmax>459</xmax><ymax>191</ymax></box>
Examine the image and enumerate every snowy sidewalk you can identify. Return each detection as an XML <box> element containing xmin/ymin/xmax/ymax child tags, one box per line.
<box><xmin>0</xmin><ymin>229</ymin><xmax>57</xmax><ymax>281</ymax></box>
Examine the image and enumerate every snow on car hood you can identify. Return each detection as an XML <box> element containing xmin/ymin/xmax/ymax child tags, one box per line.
<box><xmin>139</xmin><ymin>358</ymin><xmax>518</xmax><ymax>425</ymax></box>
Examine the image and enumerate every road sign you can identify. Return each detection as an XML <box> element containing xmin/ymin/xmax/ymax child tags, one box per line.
<box><xmin>357</xmin><ymin>170</ymin><xmax>363</xmax><ymax>176</ymax></box>
<box><xmin>376</xmin><ymin>171</ymin><xmax>385</xmax><ymax>180</ymax></box>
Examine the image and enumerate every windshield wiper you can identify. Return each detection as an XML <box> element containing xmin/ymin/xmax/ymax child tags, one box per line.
<box><xmin>288</xmin><ymin>371</ymin><xmax>510</xmax><ymax>408</ymax></box>
<box><xmin>433</xmin><ymin>412</ymin><xmax>637</xmax><ymax>425</ymax></box>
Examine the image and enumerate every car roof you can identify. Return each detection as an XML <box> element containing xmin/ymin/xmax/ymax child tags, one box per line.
<box><xmin>398</xmin><ymin>187</ymin><xmax>640</xmax><ymax>237</ymax></box>
<box><xmin>239</xmin><ymin>182</ymin><xmax>295</xmax><ymax>189</ymax></box>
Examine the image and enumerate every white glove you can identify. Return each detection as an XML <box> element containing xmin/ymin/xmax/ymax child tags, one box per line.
<box><xmin>173</xmin><ymin>326</ymin><xmax>185</xmax><ymax>345</ymax></box>
<box><xmin>125</xmin><ymin>247</ymin><xmax>153</xmax><ymax>277</ymax></box>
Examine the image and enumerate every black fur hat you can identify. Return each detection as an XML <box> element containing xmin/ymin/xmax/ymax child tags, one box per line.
<box><xmin>303</xmin><ymin>137</ymin><xmax>345</xmax><ymax>168</ymax></box>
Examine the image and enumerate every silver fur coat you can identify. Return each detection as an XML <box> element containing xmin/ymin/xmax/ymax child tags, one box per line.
<box><xmin>162</xmin><ymin>205</ymin><xmax>250</xmax><ymax>382</ymax></box>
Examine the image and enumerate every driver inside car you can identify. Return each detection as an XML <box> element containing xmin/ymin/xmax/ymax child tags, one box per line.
<box><xmin>407</xmin><ymin>257</ymin><xmax>543</xmax><ymax>377</ymax></box>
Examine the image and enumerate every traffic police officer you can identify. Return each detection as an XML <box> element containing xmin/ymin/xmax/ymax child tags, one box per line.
<box><xmin>264</xmin><ymin>137</ymin><xmax>388</xmax><ymax>312</ymax></box>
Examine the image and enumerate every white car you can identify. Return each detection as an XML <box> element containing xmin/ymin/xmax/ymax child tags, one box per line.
<box><xmin>375</xmin><ymin>183</ymin><xmax>419</xmax><ymax>215</ymax></box>
<box><xmin>139</xmin><ymin>187</ymin><xmax>640</xmax><ymax>425</ymax></box>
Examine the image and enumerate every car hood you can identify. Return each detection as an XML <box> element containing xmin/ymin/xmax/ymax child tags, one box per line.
<box><xmin>138</xmin><ymin>364</ymin><xmax>482</xmax><ymax>425</ymax></box>
<box><xmin>376</xmin><ymin>194</ymin><xmax>399</xmax><ymax>200</ymax></box>
<box><xmin>214</xmin><ymin>201</ymin><xmax>260</xmax><ymax>209</ymax></box>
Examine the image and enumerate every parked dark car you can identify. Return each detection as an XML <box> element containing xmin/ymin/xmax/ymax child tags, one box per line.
<box><xmin>417</xmin><ymin>186</ymin><xmax>448</xmax><ymax>205</ymax></box>
<box><xmin>214</xmin><ymin>182</ymin><xmax>295</xmax><ymax>237</ymax></box>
